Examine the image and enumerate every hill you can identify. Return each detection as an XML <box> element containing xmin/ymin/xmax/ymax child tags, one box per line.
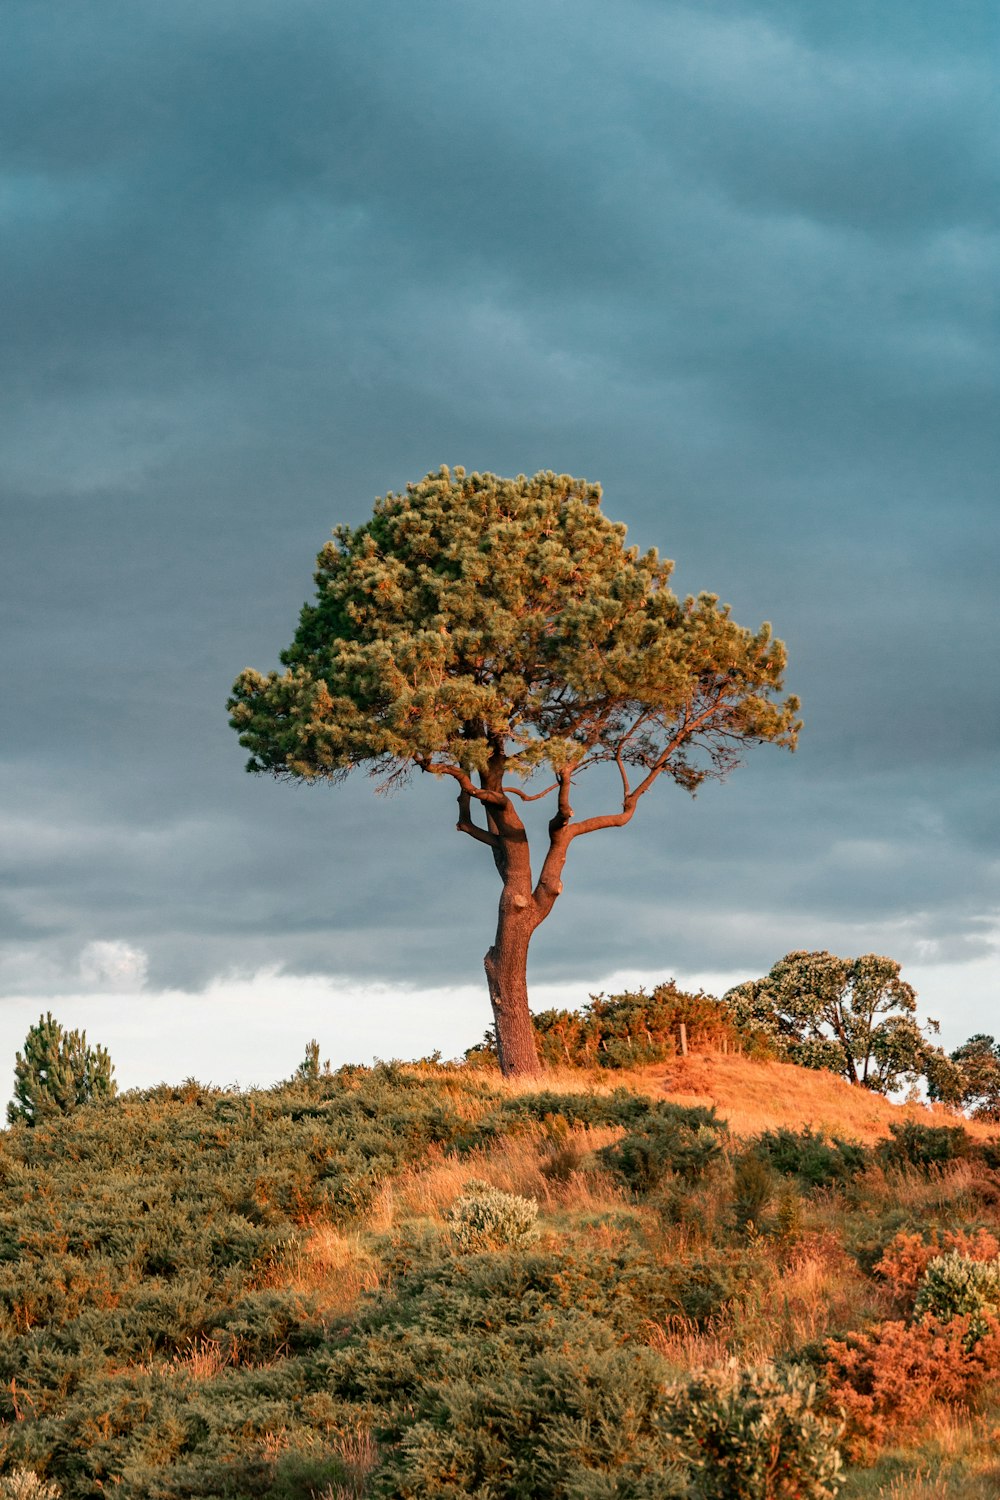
<box><xmin>0</xmin><ymin>1054</ymin><xmax>997</xmax><ymax>1499</ymax></box>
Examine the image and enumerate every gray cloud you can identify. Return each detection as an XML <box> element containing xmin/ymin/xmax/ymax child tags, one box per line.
<box><xmin>1</xmin><ymin>1</ymin><xmax>997</xmax><ymax>1052</ymax></box>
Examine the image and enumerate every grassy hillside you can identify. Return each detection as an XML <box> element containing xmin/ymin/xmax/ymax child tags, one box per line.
<box><xmin>0</xmin><ymin>1054</ymin><xmax>997</xmax><ymax>1498</ymax></box>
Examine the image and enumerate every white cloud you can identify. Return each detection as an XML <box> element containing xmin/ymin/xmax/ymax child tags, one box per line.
<box><xmin>78</xmin><ymin>940</ymin><xmax>148</xmax><ymax>992</ymax></box>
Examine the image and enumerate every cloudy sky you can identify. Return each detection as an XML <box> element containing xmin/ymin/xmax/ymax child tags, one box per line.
<box><xmin>2</xmin><ymin>0</ymin><xmax>997</xmax><ymax>1089</ymax></box>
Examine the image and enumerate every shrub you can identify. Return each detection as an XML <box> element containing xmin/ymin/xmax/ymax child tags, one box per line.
<box><xmin>476</xmin><ymin>983</ymin><xmax>740</xmax><ymax>1070</ymax></box>
<box><xmin>536</xmin><ymin>1114</ymin><xmax>589</xmax><ymax>1183</ymax></box>
<box><xmin>877</xmin><ymin>1119</ymin><xmax>973</xmax><ymax>1170</ymax></box>
<box><xmin>583</xmin><ymin>983</ymin><xmax>737</xmax><ymax>1068</ymax></box>
<box><xmin>598</xmin><ymin>1104</ymin><xmax>725</xmax><ymax>1193</ymax></box>
<box><xmin>732</xmin><ymin>1153</ymin><xmax>775</xmax><ymax>1236</ymax></box>
<box><xmin>662</xmin><ymin>1361</ymin><xmax>845</xmax><ymax>1500</ymax></box>
<box><xmin>0</xmin><ymin>1473</ymin><xmax>61</xmax><ymax>1500</ymax></box>
<box><xmin>751</xmin><ymin>1128</ymin><xmax>869</xmax><ymax>1191</ymax></box>
<box><xmin>448</xmin><ymin>1183</ymin><xmax>539</xmax><ymax>1252</ymax></box>
<box><xmin>914</xmin><ymin>1251</ymin><xmax>1000</xmax><ymax>1333</ymax></box>
<box><xmin>824</xmin><ymin>1314</ymin><xmax>1000</xmax><ymax>1457</ymax></box>
<box><xmin>371</xmin><ymin>1332</ymin><xmax>687</xmax><ymax>1500</ymax></box>
<box><xmin>874</xmin><ymin>1228</ymin><xmax>1000</xmax><ymax>1311</ymax></box>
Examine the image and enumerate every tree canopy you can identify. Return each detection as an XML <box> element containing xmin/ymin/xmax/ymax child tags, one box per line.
<box><xmin>724</xmin><ymin>950</ymin><xmax>931</xmax><ymax>1093</ymax></box>
<box><xmin>229</xmin><ymin>468</ymin><xmax>800</xmax><ymax>1075</ymax></box>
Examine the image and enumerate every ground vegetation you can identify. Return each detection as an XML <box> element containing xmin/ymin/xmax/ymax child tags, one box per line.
<box><xmin>0</xmin><ymin>1052</ymin><xmax>998</xmax><ymax>1497</ymax></box>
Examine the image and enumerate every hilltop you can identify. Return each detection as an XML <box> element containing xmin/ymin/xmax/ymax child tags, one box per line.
<box><xmin>0</xmin><ymin>1051</ymin><xmax>997</xmax><ymax>1499</ymax></box>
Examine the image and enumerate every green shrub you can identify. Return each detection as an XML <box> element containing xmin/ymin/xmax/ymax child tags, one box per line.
<box><xmin>662</xmin><ymin>1361</ymin><xmax>845</xmax><ymax>1499</ymax></box>
<box><xmin>7</xmin><ymin>1014</ymin><xmax>116</xmax><ymax>1128</ymax></box>
<box><xmin>448</xmin><ymin>1183</ymin><xmax>539</xmax><ymax>1252</ymax></box>
<box><xmin>371</xmin><ymin>1330</ymin><xmax>687</xmax><ymax>1499</ymax></box>
<box><xmin>914</xmin><ymin>1251</ymin><xmax>1000</xmax><ymax>1336</ymax></box>
<box><xmin>878</xmin><ymin>1120</ymin><xmax>973</xmax><ymax>1170</ymax></box>
<box><xmin>752</xmin><ymin>1128</ymin><xmax>869</xmax><ymax>1190</ymax></box>
<box><xmin>732</xmin><ymin>1153</ymin><xmax>774</xmax><ymax>1236</ymax></box>
<box><xmin>472</xmin><ymin>983</ymin><xmax>739</xmax><ymax>1070</ymax></box>
<box><xmin>599</xmin><ymin>1104</ymin><xmax>725</xmax><ymax>1193</ymax></box>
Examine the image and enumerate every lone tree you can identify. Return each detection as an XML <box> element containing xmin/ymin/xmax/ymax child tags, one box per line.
<box><xmin>228</xmin><ymin>468</ymin><xmax>800</xmax><ymax>1076</ymax></box>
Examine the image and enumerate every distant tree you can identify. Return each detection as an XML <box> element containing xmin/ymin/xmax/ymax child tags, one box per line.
<box><xmin>228</xmin><ymin>468</ymin><xmax>799</xmax><ymax>1077</ymax></box>
<box><xmin>931</xmin><ymin>1034</ymin><xmax>1000</xmax><ymax>1121</ymax></box>
<box><xmin>8</xmin><ymin>1012</ymin><xmax>117</xmax><ymax>1127</ymax></box>
<box><xmin>725</xmin><ymin>950</ymin><xmax>931</xmax><ymax>1093</ymax></box>
<box><xmin>922</xmin><ymin>1046</ymin><xmax>967</xmax><ymax>1109</ymax></box>
<box><xmin>294</xmin><ymin>1038</ymin><xmax>330</xmax><ymax>1082</ymax></box>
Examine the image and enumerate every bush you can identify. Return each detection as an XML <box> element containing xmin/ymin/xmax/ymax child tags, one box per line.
<box><xmin>474</xmin><ymin>983</ymin><xmax>740</xmax><ymax>1070</ymax></box>
<box><xmin>0</xmin><ymin>1474</ymin><xmax>61</xmax><ymax>1500</ymax></box>
<box><xmin>732</xmin><ymin>1153</ymin><xmax>775</xmax><ymax>1236</ymax></box>
<box><xmin>872</xmin><ymin>1228</ymin><xmax>1000</xmax><ymax>1319</ymax></box>
<box><xmin>371</xmin><ymin>1331</ymin><xmax>687</xmax><ymax>1500</ymax></box>
<box><xmin>914</xmin><ymin>1251</ymin><xmax>1000</xmax><ymax>1333</ymax></box>
<box><xmin>662</xmin><ymin>1361</ymin><xmax>845</xmax><ymax>1500</ymax></box>
<box><xmin>824</xmin><ymin>1314</ymin><xmax>1000</xmax><ymax>1458</ymax></box>
<box><xmin>448</xmin><ymin>1183</ymin><xmax>539</xmax><ymax>1252</ymax></box>
<box><xmin>751</xmin><ymin>1128</ymin><xmax>869</xmax><ymax>1191</ymax></box>
<box><xmin>598</xmin><ymin>1103</ymin><xmax>725</xmax><ymax>1193</ymax></box>
<box><xmin>877</xmin><ymin>1119</ymin><xmax>973</xmax><ymax>1170</ymax></box>
<box><xmin>7</xmin><ymin>1014</ymin><xmax>116</xmax><ymax>1127</ymax></box>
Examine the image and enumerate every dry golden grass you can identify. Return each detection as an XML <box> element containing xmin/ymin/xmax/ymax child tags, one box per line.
<box><xmin>498</xmin><ymin>1051</ymin><xmax>995</xmax><ymax>1146</ymax></box>
<box><xmin>275</xmin><ymin>1226</ymin><xmax>381</xmax><ymax>1320</ymax></box>
<box><xmin>839</xmin><ymin>1393</ymin><xmax>1000</xmax><ymax>1498</ymax></box>
<box><xmin>313</xmin><ymin>1426</ymin><xmax>379</xmax><ymax>1500</ymax></box>
<box><xmin>383</xmin><ymin>1124</ymin><xmax>627</xmax><ymax>1225</ymax></box>
<box><xmin>655</xmin><ymin>1052</ymin><xmax>983</xmax><ymax>1142</ymax></box>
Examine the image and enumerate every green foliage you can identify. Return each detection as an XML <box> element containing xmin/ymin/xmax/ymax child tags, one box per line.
<box><xmin>229</xmin><ymin>467</ymin><xmax>799</xmax><ymax>1079</ymax></box>
<box><xmin>370</xmin><ymin>1330</ymin><xmax>686</xmax><ymax>1499</ymax></box>
<box><xmin>228</xmin><ymin>467</ymin><xmax>798</xmax><ymax>788</ymax></box>
<box><xmin>724</xmin><ymin>951</ymin><xmax>929</xmax><ymax>1093</ymax></box>
<box><xmin>878</xmin><ymin>1119</ymin><xmax>974</xmax><ymax>1170</ymax></box>
<box><xmin>531</xmin><ymin>982</ymin><xmax>738</xmax><ymax>1069</ymax></box>
<box><xmin>7</xmin><ymin>1013</ymin><xmax>116</xmax><ymax>1127</ymax></box>
<box><xmin>329</xmin><ymin>1238</ymin><xmax>758</xmax><ymax>1494</ymax></box>
<box><xmin>732</xmin><ymin>1153</ymin><xmax>775</xmax><ymax>1236</ymax></box>
<box><xmin>293</xmin><ymin>1039</ymin><xmax>329</xmax><ymax>1083</ymax></box>
<box><xmin>751</xmin><ymin>1128</ymin><xmax>869</xmax><ymax>1191</ymax></box>
<box><xmin>946</xmin><ymin>1034</ymin><xmax>1000</xmax><ymax>1120</ymax></box>
<box><xmin>598</xmin><ymin>1103</ymin><xmax>726</xmax><ymax>1193</ymax></box>
<box><xmin>661</xmin><ymin>1361</ymin><xmax>845</xmax><ymax>1499</ymax></box>
<box><xmin>448</xmin><ymin>1183</ymin><xmax>539</xmax><ymax>1252</ymax></box>
<box><xmin>913</xmin><ymin>1251</ymin><xmax>1000</xmax><ymax>1332</ymax></box>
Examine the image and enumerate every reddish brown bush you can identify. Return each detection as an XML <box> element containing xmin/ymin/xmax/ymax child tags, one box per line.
<box><xmin>875</xmin><ymin>1227</ymin><xmax>1000</xmax><ymax>1311</ymax></box>
<box><xmin>824</xmin><ymin>1313</ymin><xmax>1000</xmax><ymax>1458</ymax></box>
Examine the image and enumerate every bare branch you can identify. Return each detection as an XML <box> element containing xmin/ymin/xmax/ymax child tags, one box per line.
<box><xmin>568</xmin><ymin>691</ymin><xmax>732</xmax><ymax>842</ymax></box>
<box><xmin>503</xmin><ymin>781</ymin><xmax>558</xmax><ymax>803</ymax></box>
<box><xmin>422</xmin><ymin>758</ymin><xmax>507</xmax><ymax>806</ymax></box>
<box><xmin>456</xmin><ymin>788</ymin><xmax>500</xmax><ymax>848</ymax></box>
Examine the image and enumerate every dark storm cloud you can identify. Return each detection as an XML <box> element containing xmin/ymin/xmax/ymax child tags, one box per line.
<box><xmin>1</xmin><ymin>1</ymin><xmax>997</xmax><ymax>1017</ymax></box>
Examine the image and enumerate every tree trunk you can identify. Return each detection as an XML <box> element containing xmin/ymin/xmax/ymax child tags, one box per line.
<box><xmin>484</xmin><ymin>901</ymin><xmax>542</xmax><ymax>1077</ymax></box>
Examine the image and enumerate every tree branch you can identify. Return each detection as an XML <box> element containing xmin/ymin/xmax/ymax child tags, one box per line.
<box><xmin>503</xmin><ymin>781</ymin><xmax>558</xmax><ymax>803</ymax></box>
<box><xmin>422</xmin><ymin>758</ymin><xmax>507</xmax><ymax>806</ymax></box>
<box><xmin>455</xmin><ymin>788</ymin><xmax>500</xmax><ymax>848</ymax></box>
<box><xmin>567</xmin><ymin>692</ymin><xmax>731</xmax><ymax>841</ymax></box>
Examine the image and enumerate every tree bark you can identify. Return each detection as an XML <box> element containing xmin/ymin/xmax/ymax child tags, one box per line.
<box><xmin>484</xmin><ymin>899</ymin><xmax>543</xmax><ymax>1077</ymax></box>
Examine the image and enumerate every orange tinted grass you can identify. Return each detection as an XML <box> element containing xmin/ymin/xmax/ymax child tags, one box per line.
<box><xmin>507</xmin><ymin>1052</ymin><xmax>996</xmax><ymax>1146</ymax></box>
<box><xmin>268</xmin><ymin>1225</ymin><xmax>381</xmax><ymax>1319</ymax></box>
<box><xmin>383</xmin><ymin>1124</ymin><xmax>627</xmax><ymax>1224</ymax></box>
